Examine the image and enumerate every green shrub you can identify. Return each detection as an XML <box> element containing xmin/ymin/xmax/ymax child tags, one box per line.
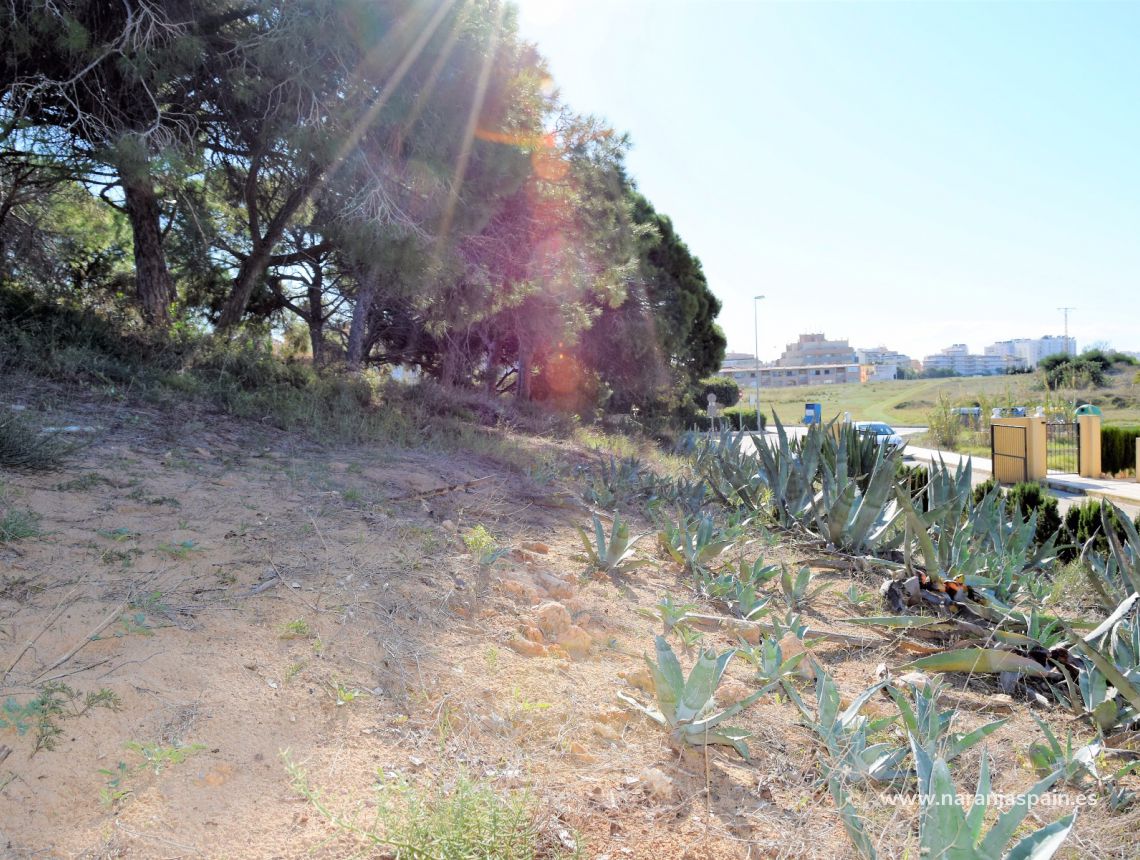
<box><xmin>1102</xmin><ymin>425</ymin><xmax>1139</xmax><ymax>475</ymax></box>
<box><xmin>1060</xmin><ymin>498</ymin><xmax>1140</xmax><ymax>561</ymax></box>
<box><xmin>0</xmin><ymin>413</ymin><xmax>75</xmax><ymax>472</ymax></box>
<box><xmin>898</xmin><ymin>464</ymin><xmax>930</xmax><ymax>511</ymax></box>
<box><xmin>689</xmin><ymin>405</ymin><xmax>766</xmax><ymax>432</ymax></box>
<box><xmin>926</xmin><ymin>395</ymin><xmax>961</xmax><ymax>449</ymax></box>
<box><xmin>1005</xmin><ymin>481</ymin><xmax>1061</xmax><ymax>548</ymax></box>
<box><xmin>699</xmin><ymin>376</ymin><xmax>741</xmax><ymax>408</ymax></box>
<box><xmin>972</xmin><ymin>477</ymin><xmax>999</xmax><ymax>505</ymax></box>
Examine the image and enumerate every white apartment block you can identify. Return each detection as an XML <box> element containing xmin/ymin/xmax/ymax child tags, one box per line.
<box><xmin>984</xmin><ymin>335</ymin><xmax>1075</xmax><ymax>368</ymax></box>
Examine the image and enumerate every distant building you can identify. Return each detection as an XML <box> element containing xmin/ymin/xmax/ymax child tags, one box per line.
<box><xmin>777</xmin><ymin>333</ymin><xmax>858</xmax><ymax>367</ymax></box>
<box><xmin>856</xmin><ymin>345</ymin><xmax>919</xmax><ymax>374</ymax></box>
<box><xmin>924</xmin><ymin>344</ymin><xmax>1025</xmax><ymax>376</ymax></box>
<box><xmin>984</xmin><ymin>335</ymin><xmax>1075</xmax><ymax>368</ymax></box>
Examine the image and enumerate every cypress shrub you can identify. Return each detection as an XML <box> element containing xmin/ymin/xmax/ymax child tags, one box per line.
<box><xmin>973</xmin><ymin>477</ymin><xmax>999</xmax><ymax>505</ymax></box>
<box><xmin>1101</xmin><ymin>426</ymin><xmax>1139</xmax><ymax>475</ymax></box>
<box><xmin>1059</xmin><ymin>498</ymin><xmax>1140</xmax><ymax>561</ymax></box>
<box><xmin>1005</xmin><ymin>482</ymin><xmax>1062</xmax><ymax>549</ymax></box>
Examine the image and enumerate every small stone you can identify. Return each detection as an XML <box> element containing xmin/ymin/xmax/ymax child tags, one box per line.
<box><xmin>593</xmin><ymin>722</ymin><xmax>621</xmax><ymax>741</ymax></box>
<box><xmin>501</xmin><ymin>579</ymin><xmax>538</xmax><ymax>604</ymax></box>
<box><xmin>508</xmin><ymin>639</ymin><xmax>546</xmax><ymax>657</ymax></box>
<box><xmin>778</xmin><ymin>633</ymin><xmax>815</xmax><ymax>680</ymax></box>
<box><xmin>558</xmin><ymin>625</ymin><xmax>593</xmax><ymax>659</ymax></box>
<box><xmin>537</xmin><ymin>573</ymin><xmax>574</xmax><ymax>600</ymax></box>
<box><xmin>717</xmin><ymin>679</ymin><xmax>752</xmax><ymax>706</ymax></box>
<box><xmin>535</xmin><ymin>601</ymin><xmax>572</xmax><ymax>638</ymax></box>
<box><xmin>569</xmin><ymin>741</ymin><xmax>597</xmax><ymax>763</ymax></box>
<box><xmin>521</xmin><ymin>624</ymin><xmax>544</xmax><ymax>643</ymax></box>
<box><xmin>619</xmin><ymin>667</ymin><xmax>654</xmax><ymax>694</ymax></box>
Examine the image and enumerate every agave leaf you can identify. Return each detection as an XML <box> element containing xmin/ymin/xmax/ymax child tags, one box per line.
<box><xmin>1062</xmin><ymin>626</ymin><xmax>1140</xmax><ymax>716</ymax></box>
<box><xmin>1002</xmin><ymin>812</ymin><xmax>1077</xmax><ymax>860</ymax></box>
<box><xmin>616</xmin><ymin>690</ymin><xmax>666</xmax><ymax>726</ymax></box>
<box><xmin>979</xmin><ymin>768</ymin><xmax>1064</xmax><ymax>858</ymax></box>
<box><xmin>828</xmin><ymin>776</ymin><xmax>878</xmax><ymax>860</ymax></box>
<box><xmin>917</xmin><ymin>753</ymin><xmax>973</xmax><ymax>856</ymax></box>
<box><xmin>577</xmin><ymin>526</ymin><xmax>599</xmax><ymax>564</ymax></box>
<box><xmin>964</xmin><ymin>752</ymin><xmax>992</xmax><ymax>844</ymax></box>
<box><xmin>907</xmin><ymin>648</ymin><xmax>1051</xmax><ymax>677</ymax></box>
<box><xmin>845</xmin><ymin>615</ymin><xmax>945</xmax><ymax>628</ymax></box>
<box><xmin>894</xmin><ymin>484</ymin><xmax>942</xmax><ymax>582</ymax></box>
<box><xmin>945</xmin><ymin>717</ymin><xmax>1008</xmax><ymax>760</ymax></box>
<box><xmin>679</xmin><ymin>724</ymin><xmax>751</xmax><ymax>758</ymax></box>
<box><xmin>676</xmin><ymin>647</ymin><xmax>733</xmax><ymax>723</ymax></box>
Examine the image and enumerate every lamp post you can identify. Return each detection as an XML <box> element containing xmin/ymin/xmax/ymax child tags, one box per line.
<box><xmin>753</xmin><ymin>295</ymin><xmax>765</xmax><ymax>431</ymax></box>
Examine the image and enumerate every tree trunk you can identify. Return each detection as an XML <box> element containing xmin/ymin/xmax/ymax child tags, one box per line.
<box><xmin>217</xmin><ymin>249</ymin><xmax>271</xmax><ymax>330</ymax></box>
<box><xmin>347</xmin><ymin>279</ymin><xmax>377</xmax><ymax>371</ymax></box>
<box><xmin>122</xmin><ymin>178</ymin><xmax>174</xmax><ymax>328</ymax></box>
<box><xmin>306</xmin><ymin>269</ymin><xmax>324</xmax><ymax>367</ymax></box>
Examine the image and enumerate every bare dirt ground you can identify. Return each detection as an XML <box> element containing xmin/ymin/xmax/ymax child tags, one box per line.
<box><xmin>1</xmin><ymin>384</ymin><xmax>1138</xmax><ymax>859</ymax></box>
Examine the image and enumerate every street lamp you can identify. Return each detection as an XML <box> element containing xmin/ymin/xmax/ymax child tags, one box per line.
<box><xmin>753</xmin><ymin>295</ymin><xmax>765</xmax><ymax>431</ymax></box>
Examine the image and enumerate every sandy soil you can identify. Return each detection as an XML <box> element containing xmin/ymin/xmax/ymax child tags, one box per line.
<box><xmin>1</xmin><ymin>387</ymin><xmax>1138</xmax><ymax>859</ymax></box>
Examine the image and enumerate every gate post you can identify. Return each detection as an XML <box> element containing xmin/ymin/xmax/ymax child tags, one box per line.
<box><xmin>1026</xmin><ymin>415</ymin><xmax>1047</xmax><ymax>481</ymax></box>
<box><xmin>1078</xmin><ymin>415</ymin><xmax>1102</xmax><ymax>478</ymax></box>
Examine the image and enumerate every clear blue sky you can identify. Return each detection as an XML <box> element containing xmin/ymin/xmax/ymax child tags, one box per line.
<box><xmin>512</xmin><ymin>0</ymin><xmax>1139</xmax><ymax>362</ymax></box>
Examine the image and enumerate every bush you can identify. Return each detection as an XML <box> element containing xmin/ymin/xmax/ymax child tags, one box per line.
<box><xmin>898</xmin><ymin>463</ymin><xmax>930</xmax><ymax>510</ymax></box>
<box><xmin>1102</xmin><ymin>426</ymin><xmax>1139</xmax><ymax>475</ymax></box>
<box><xmin>926</xmin><ymin>396</ymin><xmax>962</xmax><ymax>449</ymax></box>
<box><xmin>689</xmin><ymin>405</ymin><xmax>766</xmax><ymax>432</ymax></box>
<box><xmin>699</xmin><ymin>376</ymin><xmax>741</xmax><ymax>409</ymax></box>
<box><xmin>1059</xmin><ymin>498</ymin><xmax>1140</xmax><ymax>561</ymax></box>
<box><xmin>973</xmin><ymin>477</ymin><xmax>999</xmax><ymax>505</ymax></box>
<box><xmin>1005</xmin><ymin>482</ymin><xmax>1062</xmax><ymax>548</ymax></box>
<box><xmin>0</xmin><ymin>413</ymin><xmax>74</xmax><ymax>472</ymax></box>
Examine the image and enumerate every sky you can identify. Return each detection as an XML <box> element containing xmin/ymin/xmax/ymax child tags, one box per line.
<box><xmin>511</xmin><ymin>0</ymin><xmax>1139</xmax><ymax>363</ymax></box>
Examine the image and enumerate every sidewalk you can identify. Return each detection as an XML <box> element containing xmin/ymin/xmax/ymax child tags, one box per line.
<box><xmin>906</xmin><ymin>445</ymin><xmax>1140</xmax><ymax>508</ymax></box>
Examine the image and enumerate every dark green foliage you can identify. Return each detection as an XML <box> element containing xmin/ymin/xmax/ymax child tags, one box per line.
<box><xmin>1060</xmin><ymin>498</ymin><xmax>1140</xmax><ymax>561</ymax></box>
<box><xmin>1039</xmin><ymin>350</ymin><xmax>1121</xmax><ymax>390</ymax></box>
<box><xmin>700</xmin><ymin>376</ymin><xmax>741</xmax><ymax>409</ymax></box>
<box><xmin>973</xmin><ymin>477</ymin><xmax>999</xmax><ymax>505</ymax></box>
<box><xmin>0</xmin><ymin>413</ymin><xmax>74</xmax><ymax>472</ymax></box>
<box><xmin>1102</xmin><ymin>426</ymin><xmax>1139</xmax><ymax>475</ymax></box>
<box><xmin>898</xmin><ymin>464</ymin><xmax>930</xmax><ymax>511</ymax></box>
<box><xmin>1005</xmin><ymin>482</ymin><xmax>1062</xmax><ymax>549</ymax></box>
<box><xmin>691</xmin><ymin>406</ymin><xmax>766</xmax><ymax>432</ymax></box>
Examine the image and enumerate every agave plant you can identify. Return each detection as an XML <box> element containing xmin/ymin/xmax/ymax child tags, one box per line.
<box><xmin>695</xmin><ymin>430</ymin><xmax>768</xmax><ymax>513</ymax></box>
<box><xmin>810</xmin><ymin>431</ymin><xmax>902</xmax><ymax>553</ymax></box>
<box><xmin>577</xmin><ymin>512</ymin><xmax>649</xmax><ymax>575</ymax></box>
<box><xmin>1027</xmin><ymin>714</ymin><xmax>1102</xmax><ymax>787</ymax></box>
<box><xmin>1080</xmin><ymin>501</ymin><xmax>1140</xmax><ymax>612</ymax></box>
<box><xmin>618</xmin><ymin>636</ymin><xmax>767</xmax><ymax>758</ymax></box>
<box><xmin>749</xmin><ymin>414</ymin><xmax>822</xmax><ymax>526</ymax></box>
<box><xmin>834</xmin><ymin>741</ymin><xmax>1078</xmax><ymax>860</ymax></box>
<box><xmin>658</xmin><ymin>513</ymin><xmax>734</xmax><ymax>575</ymax></box>
<box><xmin>910</xmin><ymin>739</ymin><xmax>1076</xmax><ymax>860</ymax></box>
<box><xmin>887</xmin><ymin>678</ymin><xmax>1007</xmax><ymax>764</ymax></box>
<box><xmin>739</xmin><ymin>635</ymin><xmax>808</xmax><ymax>696</ymax></box>
<box><xmin>779</xmin><ymin>564</ymin><xmax>829</xmax><ymax>610</ymax></box>
<box><xmin>803</xmin><ymin>671</ymin><xmax>908</xmax><ymax>784</ymax></box>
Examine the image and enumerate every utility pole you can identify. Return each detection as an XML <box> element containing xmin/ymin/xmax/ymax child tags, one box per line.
<box><xmin>1057</xmin><ymin>306</ymin><xmax>1076</xmax><ymax>413</ymax></box>
<box><xmin>1057</xmin><ymin>306</ymin><xmax>1075</xmax><ymax>356</ymax></box>
<box><xmin>753</xmin><ymin>295</ymin><xmax>765</xmax><ymax>432</ymax></box>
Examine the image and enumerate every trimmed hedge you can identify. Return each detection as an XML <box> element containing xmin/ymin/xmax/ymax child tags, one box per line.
<box><xmin>1102</xmin><ymin>425</ymin><xmax>1139</xmax><ymax>475</ymax></box>
<box><xmin>690</xmin><ymin>406</ymin><xmax>767</xmax><ymax>433</ymax></box>
<box><xmin>699</xmin><ymin>376</ymin><xmax>741</xmax><ymax>409</ymax></box>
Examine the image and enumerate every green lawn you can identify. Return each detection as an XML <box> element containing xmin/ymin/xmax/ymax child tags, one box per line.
<box><xmin>756</xmin><ymin>371</ymin><xmax>1140</xmax><ymax>427</ymax></box>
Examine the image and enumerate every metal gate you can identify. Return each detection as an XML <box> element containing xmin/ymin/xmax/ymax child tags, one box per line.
<box><xmin>991</xmin><ymin>424</ymin><xmax>1027</xmax><ymax>484</ymax></box>
<box><xmin>1046</xmin><ymin>422</ymin><xmax>1080</xmax><ymax>474</ymax></box>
